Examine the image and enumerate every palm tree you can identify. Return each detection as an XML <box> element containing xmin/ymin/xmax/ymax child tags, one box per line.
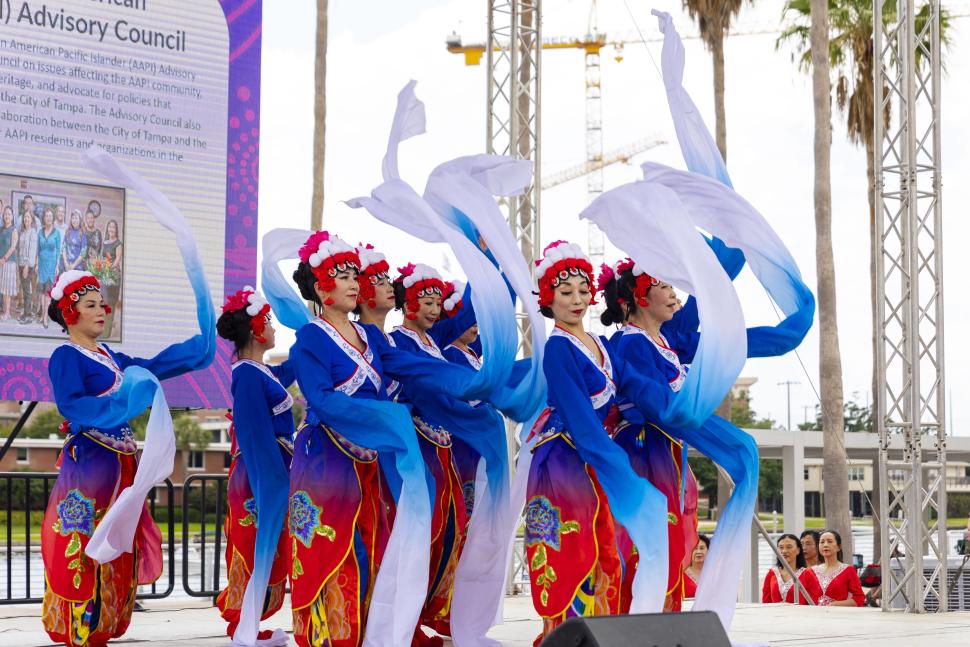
<box><xmin>804</xmin><ymin>0</ymin><xmax>852</xmax><ymax>560</ymax></box>
<box><xmin>682</xmin><ymin>0</ymin><xmax>749</xmax><ymax>161</ymax></box>
<box><xmin>310</xmin><ymin>0</ymin><xmax>328</xmax><ymax>231</ymax></box>
<box><xmin>778</xmin><ymin>0</ymin><xmax>949</xmax><ymax>561</ymax></box>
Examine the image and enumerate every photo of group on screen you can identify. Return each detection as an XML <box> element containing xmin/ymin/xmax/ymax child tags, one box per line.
<box><xmin>0</xmin><ymin>176</ymin><xmax>126</xmax><ymax>341</ymax></box>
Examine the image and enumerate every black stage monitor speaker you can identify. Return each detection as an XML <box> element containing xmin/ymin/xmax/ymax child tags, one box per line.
<box><xmin>539</xmin><ymin>611</ymin><xmax>731</xmax><ymax>647</ymax></box>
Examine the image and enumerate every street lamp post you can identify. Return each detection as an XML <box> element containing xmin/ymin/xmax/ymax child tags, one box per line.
<box><xmin>778</xmin><ymin>380</ymin><xmax>800</xmax><ymax>431</ymax></box>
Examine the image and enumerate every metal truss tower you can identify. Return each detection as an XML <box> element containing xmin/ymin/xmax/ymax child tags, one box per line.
<box><xmin>487</xmin><ymin>0</ymin><xmax>541</xmax><ymax>354</ymax></box>
<box><xmin>874</xmin><ymin>0</ymin><xmax>948</xmax><ymax>613</ymax></box>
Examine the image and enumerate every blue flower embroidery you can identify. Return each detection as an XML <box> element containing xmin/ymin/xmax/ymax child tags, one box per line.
<box><xmin>238</xmin><ymin>497</ymin><xmax>258</xmax><ymax>528</ymax></box>
<box><xmin>56</xmin><ymin>489</ymin><xmax>95</xmax><ymax>537</ymax></box>
<box><xmin>288</xmin><ymin>490</ymin><xmax>335</xmax><ymax>548</ymax></box>
<box><xmin>525</xmin><ymin>495</ymin><xmax>580</xmax><ymax>552</ymax></box>
<box><xmin>525</xmin><ymin>496</ymin><xmax>582</xmax><ymax>607</ymax></box>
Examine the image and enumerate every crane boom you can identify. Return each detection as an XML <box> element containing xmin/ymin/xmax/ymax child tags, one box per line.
<box><xmin>541</xmin><ymin>136</ymin><xmax>665</xmax><ymax>190</ymax></box>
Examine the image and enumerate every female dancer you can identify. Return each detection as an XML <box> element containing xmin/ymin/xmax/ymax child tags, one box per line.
<box><xmin>354</xmin><ymin>244</ymin><xmax>395</xmax><ymax>335</ymax></box>
<box><xmin>215</xmin><ymin>287</ymin><xmax>293</xmax><ymax>647</ymax></box>
<box><xmin>41</xmin><ymin>270</ymin><xmax>211</xmax><ymax>646</ymax></box>
<box><xmin>682</xmin><ymin>535</ymin><xmax>708</xmax><ymax>600</ymax></box>
<box><xmin>269</xmin><ymin>231</ymin><xmax>491</xmax><ymax>647</ymax></box>
<box><xmin>439</xmin><ymin>280</ymin><xmax>483</xmax><ymax>517</ymax></box>
<box><xmin>441</xmin><ymin>281</ymin><xmax>481</xmax><ymax>370</ymax></box>
<box><xmin>813</xmin><ymin>530</ymin><xmax>864</xmax><ymax>606</ymax></box>
<box><xmin>39</xmin><ymin>144</ymin><xmax>216</xmax><ymax>647</ymax></box>
<box><xmin>388</xmin><ymin>263</ymin><xmax>492</xmax><ymax>644</ymax></box>
<box><xmin>524</xmin><ymin>241</ymin><xmax>684</xmax><ymax>641</ymax></box>
<box><xmin>762</xmin><ymin>533</ymin><xmax>821</xmax><ymax>604</ymax></box>
<box><xmin>599</xmin><ymin>259</ymin><xmax>699</xmax><ymax>612</ymax></box>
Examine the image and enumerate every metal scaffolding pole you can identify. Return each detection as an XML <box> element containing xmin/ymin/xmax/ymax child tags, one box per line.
<box><xmin>486</xmin><ymin>0</ymin><xmax>541</xmax><ymax>355</ymax></box>
<box><xmin>874</xmin><ymin>0</ymin><xmax>947</xmax><ymax>613</ymax></box>
<box><xmin>488</xmin><ymin>0</ymin><xmax>541</xmax><ymax>596</ymax></box>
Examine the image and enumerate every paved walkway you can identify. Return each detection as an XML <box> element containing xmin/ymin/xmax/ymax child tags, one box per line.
<box><xmin>4</xmin><ymin>597</ymin><xmax>970</xmax><ymax>646</ymax></box>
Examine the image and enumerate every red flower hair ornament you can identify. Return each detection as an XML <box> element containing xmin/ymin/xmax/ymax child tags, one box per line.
<box><xmin>355</xmin><ymin>243</ymin><xmax>391</xmax><ymax>309</ymax></box>
<box><xmin>298</xmin><ymin>231</ymin><xmax>361</xmax><ymax>306</ymax></box>
<box><xmin>534</xmin><ymin>241</ymin><xmax>597</xmax><ymax>308</ymax></box>
<box><xmin>49</xmin><ymin>271</ymin><xmax>109</xmax><ymax>326</ymax></box>
<box><xmin>615</xmin><ymin>257</ymin><xmax>660</xmax><ymax>307</ymax></box>
<box><xmin>394</xmin><ymin>263</ymin><xmax>445</xmax><ymax>321</ymax></box>
<box><xmin>222</xmin><ymin>286</ymin><xmax>272</xmax><ymax>344</ymax></box>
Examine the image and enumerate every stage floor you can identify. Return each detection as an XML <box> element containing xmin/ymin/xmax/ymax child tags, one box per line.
<box><xmin>4</xmin><ymin>597</ymin><xmax>970</xmax><ymax>646</ymax></box>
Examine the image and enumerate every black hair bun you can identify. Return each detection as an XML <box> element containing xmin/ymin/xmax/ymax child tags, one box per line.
<box><xmin>293</xmin><ymin>262</ymin><xmax>321</xmax><ymax>305</ymax></box>
<box><xmin>216</xmin><ymin>309</ymin><xmax>253</xmax><ymax>353</ymax></box>
<box><xmin>48</xmin><ymin>300</ymin><xmax>67</xmax><ymax>333</ymax></box>
<box><xmin>392</xmin><ymin>280</ymin><xmax>407</xmax><ymax>311</ymax></box>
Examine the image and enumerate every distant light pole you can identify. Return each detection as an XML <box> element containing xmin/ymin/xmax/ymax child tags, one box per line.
<box><xmin>778</xmin><ymin>380</ymin><xmax>800</xmax><ymax>431</ymax></box>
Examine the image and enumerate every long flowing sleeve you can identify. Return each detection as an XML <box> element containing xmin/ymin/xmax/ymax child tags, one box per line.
<box><xmin>370</xmin><ymin>327</ymin><xmax>493</xmax><ymax>404</ymax></box>
<box><xmin>78</xmin><ymin>144</ymin><xmax>216</xmax><ymax>567</ymax></box>
<box><xmin>656</xmin><ymin>237</ymin><xmax>741</xmax><ymax>358</ymax></box>
<box><xmin>229</xmin><ymin>370</ymin><xmax>290</xmax><ymax>645</ymax></box>
<box><xmin>293</xmin><ymin>330</ymin><xmax>414</xmax><ymax>450</ymax></box>
<box><xmin>82</xmin><ymin>145</ymin><xmax>216</xmax><ymax>375</ymax></box>
<box><xmin>54</xmin><ymin>347</ymin><xmax>177</xmax><ymax>567</ymax></box>
<box><xmin>109</xmin><ymin>336</ymin><xmax>213</xmax><ymax>382</ymax></box>
<box><xmin>660</xmin><ymin>300</ymin><xmax>700</xmax><ymax>365</ymax></box>
<box><xmin>49</xmin><ymin>346</ymin><xmax>157</xmax><ymax>430</ymax></box>
<box><xmin>612</xmin><ymin>348</ymin><xmax>679</xmax><ymax>424</ymax></box>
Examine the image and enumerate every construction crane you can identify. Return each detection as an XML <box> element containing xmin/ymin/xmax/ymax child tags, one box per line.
<box><xmin>541</xmin><ymin>136</ymin><xmax>666</xmax><ymax>190</ymax></box>
<box><xmin>448</xmin><ymin>0</ymin><xmax>631</xmax><ymax>329</ymax></box>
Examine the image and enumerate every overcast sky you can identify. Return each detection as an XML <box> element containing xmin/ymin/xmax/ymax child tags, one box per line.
<box><xmin>257</xmin><ymin>0</ymin><xmax>970</xmax><ymax>435</ymax></box>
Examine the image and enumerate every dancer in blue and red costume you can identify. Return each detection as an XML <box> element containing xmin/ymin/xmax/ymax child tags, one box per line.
<box><xmin>598</xmin><ymin>259</ymin><xmax>699</xmax><ymax>613</ymax></box>
<box><xmin>42</xmin><ymin>269</ymin><xmax>213</xmax><ymax>646</ymax></box>
<box><xmin>215</xmin><ymin>287</ymin><xmax>293</xmax><ymax>647</ymax></box>
<box><xmin>440</xmin><ymin>280</ymin><xmax>481</xmax><ymax>371</ymax></box>
<box><xmin>388</xmin><ymin>264</ymin><xmax>487</xmax><ymax>644</ymax></box>
<box><xmin>439</xmin><ymin>280</ymin><xmax>484</xmax><ymax>522</ymax></box>
<box><xmin>41</xmin><ymin>147</ymin><xmax>215</xmax><ymax>647</ymax></box>
<box><xmin>262</xmin><ymin>230</ymin><xmax>496</xmax><ymax>647</ymax></box>
<box><xmin>285</xmin><ymin>233</ymin><xmax>388</xmax><ymax>647</ymax></box>
<box><xmin>524</xmin><ymin>241</ymin><xmax>686</xmax><ymax>643</ymax></box>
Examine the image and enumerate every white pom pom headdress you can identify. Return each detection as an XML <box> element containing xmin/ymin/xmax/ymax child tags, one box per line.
<box><xmin>298</xmin><ymin>231</ymin><xmax>361</xmax><ymax>306</ymax></box>
<box><xmin>355</xmin><ymin>243</ymin><xmax>391</xmax><ymax>309</ymax></box>
<box><xmin>222</xmin><ymin>285</ymin><xmax>272</xmax><ymax>343</ymax></box>
<box><xmin>394</xmin><ymin>262</ymin><xmax>445</xmax><ymax>321</ymax></box>
<box><xmin>534</xmin><ymin>240</ymin><xmax>596</xmax><ymax>308</ymax></box>
<box><xmin>50</xmin><ymin>271</ymin><xmax>108</xmax><ymax>326</ymax></box>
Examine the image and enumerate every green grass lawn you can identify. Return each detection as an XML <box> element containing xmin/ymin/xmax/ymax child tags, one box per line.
<box><xmin>0</xmin><ymin>511</ymin><xmax>220</xmax><ymax>544</ymax></box>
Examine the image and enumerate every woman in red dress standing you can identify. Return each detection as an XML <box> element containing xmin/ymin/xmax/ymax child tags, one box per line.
<box><xmin>812</xmin><ymin>530</ymin><xmax>865</xmax><ymax>606</ymax></box>
<box><xmin>682</xmin><ymin>534</ymin><xmax>708</xmax><ymax>600</ymax></box>
<box><xmin>761</xmin><ymin>534</ymin><xmax>821</xmax><ymax>604</ymax></box>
